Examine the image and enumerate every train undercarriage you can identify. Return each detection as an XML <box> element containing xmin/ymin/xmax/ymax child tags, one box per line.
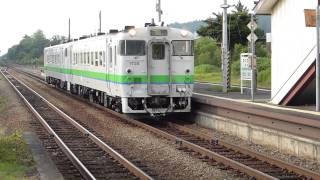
<box><xmin>46</xmin><ymin>76</ymin><xmax>189</xmax><ymax>116</ymax></box>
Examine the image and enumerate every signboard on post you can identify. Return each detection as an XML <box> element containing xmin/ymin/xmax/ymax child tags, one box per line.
<box><xmin>304</xmin><ymin>9</ymin><xmax>316</xmax><ymax>27</ymax></box>
<box><xmin>240</xmin><ymin>53</ymin><xmax>253</xmax><ymax>94</ymax></box>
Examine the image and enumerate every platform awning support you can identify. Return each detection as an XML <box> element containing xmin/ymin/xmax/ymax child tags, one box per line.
<box><xmin>316</xmin><ymin>1</ymin><xmax>320</xmax><ymax>111</ymax></box>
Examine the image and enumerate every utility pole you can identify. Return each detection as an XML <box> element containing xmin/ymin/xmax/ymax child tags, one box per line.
<box><xmin>221</xmin><ymin>0</ymin><xmax>230</xmax><ymax>93</ymax></box>
<box><xmin>99</xmin><ymin>11</ymin><xmax>102</xmax><ymax>33</ymax></box>
<box><xmin>156</xmin><ymin>0</ymin><xmax>163</xmax><ymax>23</ymax></box>
<box><xmin>249</xmin><ymin>13</ymin><xmax>257</xmax><ymax>101</ymax></box>
<box><xmin>316</xmin><ymin>0</ymin><xmax>320</xmax><ymax>111</ymax></box>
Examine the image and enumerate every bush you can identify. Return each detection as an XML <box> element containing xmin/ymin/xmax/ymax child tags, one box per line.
<box><xmin>195</xmin><ymin>37</ymin><xmax>221</xmax><ymax>66</ymax></box>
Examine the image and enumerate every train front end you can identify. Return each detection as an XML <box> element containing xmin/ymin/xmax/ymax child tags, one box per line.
<box><xmin>118</xmin><ymin>26</ymin><xmax>194</xmax><ymax>116</ymax></box>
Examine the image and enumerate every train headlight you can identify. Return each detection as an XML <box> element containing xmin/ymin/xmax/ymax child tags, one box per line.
<box><xmin>128</xmin><ymin>29</ymin><xmax>137</xmax><ymax>37</ymax></box>
<box><xmin>180</xmin><ymin>30</ymin><xmax>188</xmax><ymax>37</ymax></box>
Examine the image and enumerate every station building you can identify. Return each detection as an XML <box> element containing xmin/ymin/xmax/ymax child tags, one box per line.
<box><xmin>255</xmin><ymin>0</ymin><xmax>317</xmax><ymax>106</ymax></box>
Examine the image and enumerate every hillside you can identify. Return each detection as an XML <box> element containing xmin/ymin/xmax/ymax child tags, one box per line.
<box><xmin>168</xmin><ymin>20</ymin><xmax>206</xmax><ymax>33</ymax></box>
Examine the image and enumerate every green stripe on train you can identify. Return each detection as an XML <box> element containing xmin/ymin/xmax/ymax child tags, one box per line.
<box><xmin>44</xmin><ymin>66</ymin><xmax>193</xmax><ymax>84</ymax></box>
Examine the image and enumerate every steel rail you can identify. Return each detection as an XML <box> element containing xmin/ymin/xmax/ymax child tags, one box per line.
<box><xmin>166</xmin><ymin>122</ymin><xmax>320</xmax><ymax>179</ymax></box>
<box><xmin>13</xmin><ymin>68</ymin><xmax>315</xmax><ymax>179</ymax></box>
<box><xmin>1</xmin><ymin>70</ymin><xmax>153</xmax><ymax>180</ymax></box>
<box><xmin>105</xmin><ymin>113</ymin><xmax>277</xmax><ymax>179</ymax></box>
<box><xmin>1</xmin><ymin>70</ymin><xmax>95</xmax><ymax>180</ymax></box>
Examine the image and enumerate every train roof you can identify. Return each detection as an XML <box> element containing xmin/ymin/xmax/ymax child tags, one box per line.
<box><xmin>45</xmin><ymin>26</ymin><xmax>194</xmax><ymax>50</ymax></box>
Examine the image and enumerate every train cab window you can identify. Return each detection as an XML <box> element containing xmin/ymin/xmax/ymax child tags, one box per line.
<box><xmin>172</xmin><ymin>40</ymin><xmax>194</xmax><ymax>56</ymax></box>
<box><xmin>120</xmin><ymin>40</ymin><xmax>145</xmax><ymax>56</ymax></box>
<box><xmin>152</xmin><ymin>44</ymin><xmax>165</xmax><ymax>60</ymax></box>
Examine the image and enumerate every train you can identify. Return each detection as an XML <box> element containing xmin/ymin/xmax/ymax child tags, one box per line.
<box><xmin>44</xmin><ymin>25</ymin><xmax>194</xmax><ymax>117</ymax></box>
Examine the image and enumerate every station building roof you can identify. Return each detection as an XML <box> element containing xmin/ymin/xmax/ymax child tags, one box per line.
<box><xmin>254</xmin><ymin>0</ymin><xmax>279</xmax><ymax>15</ymax></box>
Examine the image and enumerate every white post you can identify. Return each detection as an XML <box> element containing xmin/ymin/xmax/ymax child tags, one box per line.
<box><xmin>316</xmin><ymin>3</ymin><xmax>320</xmax><ymax>111</ymax></box>
<box><xmin>250</xmin><ymin>13</ymin><xmax>256</xmax><ymax>102</ymax></box>
<box><xmin>221</xmin><ymin>0</ymin><xmax>230</xmax><ymax>93</ymax></box>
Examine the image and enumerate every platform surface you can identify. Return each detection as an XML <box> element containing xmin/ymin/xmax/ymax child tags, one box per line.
<box><xmin>193</xmin><ymin>82</ymin><xmax>320</xmax><ymax>121</ymax></box>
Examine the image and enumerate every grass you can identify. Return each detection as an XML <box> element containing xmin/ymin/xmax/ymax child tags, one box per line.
<box><xmin>194</xmin><ymin>64</ymin><xmax>271</xmax><ymax>90</ymax></box>
<box><xmin>0</xmin><ymin>133</ymin><xmax>36</xmax><ymax>180</ymax></box>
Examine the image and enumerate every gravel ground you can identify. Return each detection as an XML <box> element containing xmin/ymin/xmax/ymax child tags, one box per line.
<box><xmin>0</xmin><ymin>73</ymin><xmax>39</xmax><ymax>179</ymax></box>
<box><xmin>0</xmin><ymin>74</ymin><xmax>34</xmax><ymax>135</ymax></box>
<box><xmin>182</xmin><ymin>122</ymin><xmax>320</xmax><ymax>174</ymax></box>
<box><xmin>12</xmin><ymin>70</ymin><xmax>248</xmax><ymax>179</ymax></box>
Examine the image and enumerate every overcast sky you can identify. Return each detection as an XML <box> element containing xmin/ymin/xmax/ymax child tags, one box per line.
<box><xmin>0</xmin><ymin>0</ymin><xmax>255</xmax><ymax>55</ymax></box>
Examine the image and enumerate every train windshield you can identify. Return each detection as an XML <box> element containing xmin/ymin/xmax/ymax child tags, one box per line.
<box><xmin>172</xmin><ymin>40</ymin><xmax>194</xmax><ymax>56</ymax></box>
<box><xmin>120</xmin><ymin>40</ymin><xmax>145</xmax><ymax>56</ymax></box>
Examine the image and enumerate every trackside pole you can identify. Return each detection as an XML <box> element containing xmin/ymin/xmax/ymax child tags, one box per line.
<box><xmin>317</xmin><ymin>2</ymin><xmax>320</xmax><ymax>111</ymax></box>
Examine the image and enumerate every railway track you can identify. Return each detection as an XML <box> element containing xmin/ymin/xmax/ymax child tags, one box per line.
<box><xmin>1</xmin><ymin>70</ymin><xmax>153</xmax><ymax>180</ymax></box>
<box><xmin>11</xmin><ymin>68</ymin><xmax>320</xmax><ymax>179</ymax></box>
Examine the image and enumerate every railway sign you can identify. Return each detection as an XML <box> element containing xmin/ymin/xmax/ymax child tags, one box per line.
<box><xmin>247</xmin><ymin>21</ymin><xmax>257</xmax><ymax>31</ymax></box>
<box><xmin>304</xmin><ymin>9</ymin><xmax>316</xmax><ymax>27</ymax></box>
<box><xmin>247</xmin><ymin>33</ymin><xmax>258</xmax><ymax>42</ymax></box>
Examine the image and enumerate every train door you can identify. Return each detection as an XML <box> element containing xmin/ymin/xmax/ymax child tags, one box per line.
<box><xmin>147</xmin><ymin>41</ymin><xmax>171</xmax><ymax>95</ymax></box>
<box><xmin>107</xmin><ymin>45</ymin><xmax>113</xmax><ymax>94</ymax></box>
<box><xmin>64</xmin><ymin>46</ymin><xmax>71</xmax><ymax>90</ymax></box>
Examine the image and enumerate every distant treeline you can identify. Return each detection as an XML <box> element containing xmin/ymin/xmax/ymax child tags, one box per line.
<box><xmin>1</xmin><ymin>30</ymin><xmax>65</xmax><ymax>65</ymax></box>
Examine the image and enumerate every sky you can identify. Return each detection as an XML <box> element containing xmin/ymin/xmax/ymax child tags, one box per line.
<box><xmin>0</xmin><ymin>0</ymin><xmax>255</xmax><ymax>55</ymax></box>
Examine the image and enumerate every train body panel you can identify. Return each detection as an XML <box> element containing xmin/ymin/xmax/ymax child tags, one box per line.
<box><xmin>44</xmin><ymin>26</ymin><xmax>194</xmax><ymax>116</ymax></box>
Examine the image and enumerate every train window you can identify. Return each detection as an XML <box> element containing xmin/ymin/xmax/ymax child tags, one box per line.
<box><xmin>87</xmin><ymin>53</ymin><xmax>90</xmax><ymax>64</ymax></box>
<box><xmin>99</xmin><ymin>52</ymin><xmax>103</xmax><ymax>66</ymax></box>
<box><xmin>109</xmin><ymin>48</ymin><xmax>112</xmax><ymax>65</ymax></box>
<box><xmin>64</xmin><ymin>48</ymin><xmax>68</xmax><ymax>57</ymax></box>
<box><xmin>172</xmin><ymin>40</ymin><xmax>194</xmax><ymax>56</ymax></box>
<box><xmin>103</xmin><ymin>51</ymin><xmax>106</xmax><ymax>67</ymax></box>
<box><xmin>95</xmin><ymin>52</ymin><xmax>99</xmax><ymax>66</ymax></box>
<box><xmin>152</xmin><ymin>44</ymin><xmax>165</xmax><ymax>60</ymax></box>
<box><xmin>119</xmin><ymin>40</ymin><xmax>145</xmax><ymax>56</ymax></box>
<box><xmin>114</xmin><ymin>47</ymin><xmax>117</xmax><ymax>65</ymax></box>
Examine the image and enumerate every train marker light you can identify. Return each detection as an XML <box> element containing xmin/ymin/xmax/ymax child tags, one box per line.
<box><xmin>180</xmin><ymin>30</ymin><xmax>188</xmax><ymax>37</ymax></box>
<box><xmin>129</xmin><ymin>29</ymin><xmax>137</xmax><ymax>37</ymax></box>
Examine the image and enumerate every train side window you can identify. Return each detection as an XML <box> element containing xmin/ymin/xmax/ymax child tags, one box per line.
<box><xmin>109</xmin><ymin>47</ymin><xmax>113</xmax><ymax>66</ymax></box>
<box><xmin>91</xmin><ymin>52</ymin><xmax>94</xmax><ymax>65</ymax></box>
<box><xmin>87</xmin><ymin>52</ymin><xmax>90</xmax><ymax>64</ymax></box>
<box><xmin>64</xmin><ymin>48</ymin><xmax>68</xmax><ymax>57</ymax></box>
<box><xmin>95</xmin><ymin>52</ymin><xmax>98</xmax><ymax>66</ymax></box>
<box><xmin>103</xmin><ymin>51</ymin><xmax>106</xmax><ymax>67</ymax></box>
<box><xmin>114</xmin><ymin>46</ymin><xmax>117</xmax><ymax>65</ymax></box>
<box><xmin>99</xmin><ymin>51</ymin><xmax>103</xmax><ymax>66</ymax></box>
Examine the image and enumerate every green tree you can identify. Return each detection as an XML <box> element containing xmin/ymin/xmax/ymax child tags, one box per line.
<box><xmin>197</xmin><ymin>1</ymin><xmax>264</xmax><ymax>50</ymax></box>
<box><xmin>195</xmin><ymin>37</ymin><xmax>221</xmax><ymax>67</ymax></box>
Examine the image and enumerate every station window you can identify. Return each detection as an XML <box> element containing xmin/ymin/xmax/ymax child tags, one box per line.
<box><xmin>152</xmin><ymin>44</ymin><xmax>165</xmax><ymax>60</ymax></box>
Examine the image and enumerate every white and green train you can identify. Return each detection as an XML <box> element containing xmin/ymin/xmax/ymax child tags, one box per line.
<box><xmin>44</xmin><ymin>26</ymin><xmax>194</xmax><ymax>116</ymax></box>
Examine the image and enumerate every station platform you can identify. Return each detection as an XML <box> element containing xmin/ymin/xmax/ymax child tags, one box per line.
<box><xmin>193</xmin><ymin>82</ymin><xmax>320</xmax><ymax>121</ymax></box>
